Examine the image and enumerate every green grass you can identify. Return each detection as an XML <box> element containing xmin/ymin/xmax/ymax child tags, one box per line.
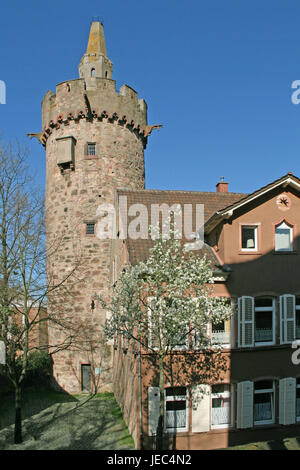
<box><xmin>0</xmin><ymin>388</ymin><xmax>135</xmax><ymax>450</ymax></box>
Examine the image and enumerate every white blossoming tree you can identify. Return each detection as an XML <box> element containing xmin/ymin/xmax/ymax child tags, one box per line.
<box><xmin>99</xmin><ymin>230</ymin><xmax>232</xmax><ymax>449</ymax></box>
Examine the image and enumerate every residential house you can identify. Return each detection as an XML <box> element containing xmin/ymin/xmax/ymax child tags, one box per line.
<box><xmin>112</xmin><ymin>173</ymin><xmax>300</xmax><ymax>449</ymax></box>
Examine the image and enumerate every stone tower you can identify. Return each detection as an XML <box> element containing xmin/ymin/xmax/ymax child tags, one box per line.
<box><xmin>41</xmin><ymin>22</ymin><xmax>149</xmax><ymax>392</ymax></box>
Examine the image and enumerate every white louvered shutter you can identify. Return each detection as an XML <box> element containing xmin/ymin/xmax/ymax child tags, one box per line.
<box><xmin>280</xmin><ymin>295</ymin><xmax>295</xmax><ymax>344</ymax></box>
<box><xmin>279</xmin><ymin>378</ymin><xmax>296</xmax><ymax>425</ymax></box>
<box><xmin>0</xmin><ymin>341</ymin><xmax>5</xmax><ymax>365</ymax></box>
<box><xmin>191</xmin><ymin>384</ymin><xmax>210</xmax><ymax>432</ymax></box>
<box><xmin>230</xmin><ymin>299</ymin><xmax>236</xmax><ymax>348</ymax></box>
<box><xmin>238</xmin><ymin>297</ymin><xmax>254</xmax><ymax>347</ymax></box>
<box><xmin>148</xmin><ymin>386</ymin><xmax>160</xmax><ymax>435</ymax></box>
<box><xmin>237</xmin><ymin>381</ymin><xmax>253</xmax><ymax>429</ymax></box>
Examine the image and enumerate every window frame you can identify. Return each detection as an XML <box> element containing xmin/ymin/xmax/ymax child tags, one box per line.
<box><xmin>238</xmin><ymin>296</ymin><xmax>275</xmax><ymax>348</ymax></box>
<box><xmin>211</xmin><ymin>384</ymin><xmax>233</xmax><ymax>430</ymax></box>
<box><xmin>85</xmin><ymin>222</ymin><xmax>96</xmax><ymax>235</ymax></box>
<box><xmin>240</xmin><ymin>225</ymin><xmax>258</xmax><ymax>252</ymax></box>
<box><xmin>211</xmin><ymin>319</ymin><xmax>231</xmax><ymax>348</ymax></box>
<box><xmin>253</xmin><ymin>380</ymin><xmax>275</xmax><ymax>426</ymax></box>
<box><xmin>85</xmin><ymin>142</ymin><xmax>98</xmax><ymax>159</ymax></box>
<box><xmin>87</xmin><ymin>142</ymin><xmax>96</xmax><ymax>156</ymax></box>
<box><xmin>254</xmin><ymin>298</ymin><xmax>276</xmax><ymax>346</ymax></box>
<box><xmin>275</xmin><ymin>221</ymin><xmax>293</xmax><ymax>252</ymax></box>
<box><xmin>164</xmin><ymin>386</ymin><xmax>188</xmax><ymax>433</ymax></box>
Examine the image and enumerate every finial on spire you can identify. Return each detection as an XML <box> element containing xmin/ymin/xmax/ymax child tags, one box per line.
<box><xmin>79</xmin><ymin>21</ymin><xmax>113</xmax><ymax>80</ymax></box>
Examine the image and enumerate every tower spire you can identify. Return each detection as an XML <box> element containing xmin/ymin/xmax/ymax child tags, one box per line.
<box><xmin>79</xmin><ymin>21</ymin><xmax>113</xmax><ymax>80</ymax></box>
<box><xmin>86</xmin><ymin>21</ymin><xmax>107</xmax><ymax>56</ymax></box>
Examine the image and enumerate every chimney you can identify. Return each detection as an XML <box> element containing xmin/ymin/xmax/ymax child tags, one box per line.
<box><xmin>216</xmin><ymin>177</ymin><xmax>228</xmax><ymax>193</ymax></box>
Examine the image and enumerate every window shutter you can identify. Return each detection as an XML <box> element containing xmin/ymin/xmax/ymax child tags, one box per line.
<box><xmin>237</xmin><ymin>381</ymin><xmax>253</xmax><ymax>429</ymax></box>
<box><xmin>230</xmin><ymin>299</ymin><xmax>236</xmax><ymax>348</ymax></box>
<box><xmin>280</xmin><ymin>295</ymin><xmax>295</xmax><ymax>344</ymax></box>
<box><xmin>238</xmin><ymin>297</ymin><xmax>254</xmax><ymax>347</ymax></box>
<box><xmin>191</xmin><ymin>384</ymin><xmax>210</xmax><ymax>432</ymax></box>
<box><xmin>148</xmin><ymin>386</ymin><xmax>160</xmax><ymax>436</ymax></box>
<box><xmin>279</xmin><ymin>378</ymin><xmax>296</xmax><ymax>425</ymax></box>
<box><xmin>0</xmin><ymin>341</ymin><xmax>5</xmax><ymax>365</ymax></box>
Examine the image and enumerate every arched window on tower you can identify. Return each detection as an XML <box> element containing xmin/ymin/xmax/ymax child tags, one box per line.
<box><xmin>105</xmin><ymin>70</ymin><xmax>108</xmax><ymax>78</ymax></box>
<box><xmin>91</xmin><ymin>68</ymin><xmax>96</xmax><ymax>77</ymax></box>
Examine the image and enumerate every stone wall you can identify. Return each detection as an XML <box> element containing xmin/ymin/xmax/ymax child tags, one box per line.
<box><xmin>43</xmin><ymin>77</ymin><xmax>147</xmax><ymax>393</ymax></box>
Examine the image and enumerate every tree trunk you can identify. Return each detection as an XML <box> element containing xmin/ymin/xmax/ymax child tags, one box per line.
<box><xmin>170</xmin><ymin>355</ymin><xmax>177</xmax><ymax>450</ymax></box>
<box><xmin>14</xmin><ymin>384</ymin><xmax>22</xmax><ymax>444</ymax></box>
<box><xmin>156</xmin><ymin>355</ymin><xmax>165</xmax><ymax>450</ymax></box>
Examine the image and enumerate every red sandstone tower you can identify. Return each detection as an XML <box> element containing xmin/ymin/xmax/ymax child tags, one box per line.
<box><xmin>41</xmin><ymin>22</ymin><xmax>148</xmax><ymax>392</ymax></box>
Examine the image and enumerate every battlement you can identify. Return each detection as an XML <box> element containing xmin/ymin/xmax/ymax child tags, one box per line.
<box><xmin>41</xmin><ymin>78</ymin><xmax>148</xmax><ymax>147</ymax></box>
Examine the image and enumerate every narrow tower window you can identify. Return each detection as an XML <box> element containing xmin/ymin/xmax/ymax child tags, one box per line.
<box><xmin>86</xmin><ymin>223</ymin><xmax>95</xmax><ymax>235</ymax></box>
<box><xmin>87</xmin><ymin>143</ymin><xmax>96</xmax><ymax>156</ymax></box>
<box><xmin>91</xmin><ymin>68</ymin><xmax>96</xmax><ymax>77</ymax></box>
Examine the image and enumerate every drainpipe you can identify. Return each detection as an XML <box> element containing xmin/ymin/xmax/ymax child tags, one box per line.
<box><xmin>138</xmin><ymin>323</ymin><xmax>143</xmax><ymax>449</ymax></box>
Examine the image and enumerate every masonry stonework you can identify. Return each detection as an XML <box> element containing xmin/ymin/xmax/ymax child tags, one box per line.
<box><xmin>42</xmin><ymin>22</ymin><xmax>148</xmax><ymax>393</ymax></box>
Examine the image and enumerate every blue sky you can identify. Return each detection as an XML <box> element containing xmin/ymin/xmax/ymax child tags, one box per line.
<box><xmin>1</xmin><ymin>0</ymin><xmax>300</xmax><ymax>194</ymax></box>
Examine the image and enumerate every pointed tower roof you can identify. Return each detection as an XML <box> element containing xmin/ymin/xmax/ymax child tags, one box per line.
<box><xmin>85</xmin><ymin>22</ymin><xmax>107</xmax><ymax>57</ymax></box>
<box><xmin>79</xmin><ymin>22</ymin><xmax>113</xmax><ymax>80</ymax></box>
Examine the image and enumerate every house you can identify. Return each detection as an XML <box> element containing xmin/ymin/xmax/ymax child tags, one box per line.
<box><xmin>112</xmin><ymin>173</ymin><xmax>300</xmax><ymax>449</ymax></box>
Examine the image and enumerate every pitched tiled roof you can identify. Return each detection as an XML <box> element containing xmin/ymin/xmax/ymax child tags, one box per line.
<box><xmin>205</xmin><ymin>172</ymin><xmax>300</xmax><ymax>232</ymax></box>
<box><xmin>116</xmin><ymin>188</ymin><xmax>247</xmax><ymax>268</ymax></box>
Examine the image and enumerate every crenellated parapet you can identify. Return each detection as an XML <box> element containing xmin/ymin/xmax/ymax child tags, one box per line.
<box><xmin>41</xmin><ymin>78</ymin><xmax>148</xmax><ymax>147</ymax></box>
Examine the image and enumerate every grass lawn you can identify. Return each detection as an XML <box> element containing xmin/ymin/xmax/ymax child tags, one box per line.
<box><xmin>0</xmin><ymin>388</ymin><xmax>135</xmax><ymax>450</ymax></box>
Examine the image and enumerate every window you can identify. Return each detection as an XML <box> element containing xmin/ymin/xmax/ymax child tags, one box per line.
<box><xmin>86</xmin><ymin>223</ymin><xmax>95</xmax><ymax>235</ymax></box>
<box><xmin>91</xmin><ymin>68</ymin><xmax>95</xmax><ymax>77</ymax></box>
<box><xmin>241</xmin><ymin>226</ymin><xmax>257</xmax><ymax>251</ymax></box>
<box><xmin>296</xmin><ymin>378</ymin><xmax>300</xmax><ymax>421</ymax></box>
<box><xmin>254</xmin><ymin>380</ymin><xmax>275</xmax><ymax>425</ymax></box>
<box><xmin>87</xmin><ymin>143</ymin><xmax>96</xmax><ymax>156</ymax></box>
<box><xmin>238</xmin><ymin>297</ymin><xmax>275</xmax><ymax>347</ymax></box>
<box><xmin>211</xmin><ymin>320</ymin><xmax>230</xmax><ymax>346</ymax></box>
<box><xmin>275</xmin><ymin>222</ymin><xmax>293</xmax><ymax>252</ymax></box>
<box><xmin>254</xmin><ymin>298</ymin><xmax>275</xmax><ymax>345</ymax></box>
<box><xmin>211</xmin><ymin>384</ymin><xmax>231</xmax><ymax>428</ymax></box>
<box><xmin>165</xmin><ymin>387</ymin><xmax>188</xmax><ymax>432</ymax></box>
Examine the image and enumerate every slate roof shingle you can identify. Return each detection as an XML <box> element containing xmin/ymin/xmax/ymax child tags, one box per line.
<box><xmin>116</xmin><ymin>188</ymin><xmax>247</xmax><ymax>269</ymax></box>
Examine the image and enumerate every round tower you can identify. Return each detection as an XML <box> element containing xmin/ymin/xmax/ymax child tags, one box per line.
<box><xmin>41</xmin><ymin>22</ymin><xmax>148</xmax><ymax>392</ymax></box>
